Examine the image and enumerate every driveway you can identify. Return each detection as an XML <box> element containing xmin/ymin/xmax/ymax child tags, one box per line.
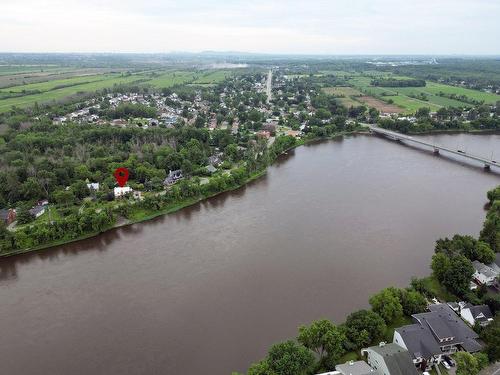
<box><xmin>479</xmin><ymin>362</ymin><xmax>500</xmax><ymax>375</ymax></box>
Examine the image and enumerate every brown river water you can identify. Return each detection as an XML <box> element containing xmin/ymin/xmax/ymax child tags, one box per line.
<box><xmin>1</xmin><ymin>133</ymin><xmax>499</xmax><ymax>375</ymax></box>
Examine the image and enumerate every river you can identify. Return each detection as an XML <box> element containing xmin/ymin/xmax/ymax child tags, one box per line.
<box><xmin>0</xmin><ymin>133</ymin><xmax>499</xmax><ymax>375</ymax></box>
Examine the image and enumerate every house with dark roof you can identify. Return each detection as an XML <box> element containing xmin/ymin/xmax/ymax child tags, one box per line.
<box><xmin>393</xmin><ymin>303</ymin><xmax>482</xmax><ymax>370</ymax></box>
<box><xmin>163</xmin><ymin>169</ymin><xmax>183</xmax><ymax>186</ymax></box>
<box><xmin>460</xmin><ymin>304</ymin><xmax>494</xmax><ymax>327</ymax></box>
<box><xmin>361</xmin><ymin>342</ymin><xmax>418</xmax><ymax>375</ymax></box>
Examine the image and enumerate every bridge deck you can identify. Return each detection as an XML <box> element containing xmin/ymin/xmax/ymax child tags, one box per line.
<box><xmin>367</xmin><ymin>125</ymin><xmax>499</xmax><ymax>169</ymax></box>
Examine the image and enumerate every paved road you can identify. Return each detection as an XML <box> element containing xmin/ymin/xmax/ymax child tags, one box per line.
<box><xmin>480</xmin><ymin>362</ymin><xmax>500</xmax><ymax>375</ymax></box>
<box><xmin>266</xmin><ymin>69</ymin><xmax>272</xmax><ymax>103</ymax></box>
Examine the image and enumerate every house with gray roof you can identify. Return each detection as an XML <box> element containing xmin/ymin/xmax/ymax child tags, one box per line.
<box><xmin>393</xmin><ymin>303</ymin><xmax>482</xmax><ymax>370</ymax></box>
<box><xmin>163</xmin><ymin>169</ymin><xmax>183</xmax><ymax>186</ymax></box>
<box><xmin>361</xmin><ymin>342</ymin><xmax>418</xmax><ymax>375</ymax></box>
<box><xmin>472</xmin><ymin>260</ymin><xmax>498</xmax><ymax>286</ymax></box>
<box><xmin>335</xmin><ymin>360</ymin><xmax>379</xmax><ymax>375</ymax></box>
<box><xmin>460</xmin><ymin>304</ymin><xmax>494</xmax><ymax>327</ymax></box>
<box><xmin>488</xmin><ymin>253</ymin><xmax>500</xmax><ymax>273</ymax></box>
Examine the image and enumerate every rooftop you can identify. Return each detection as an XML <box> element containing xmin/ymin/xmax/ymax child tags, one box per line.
<box><xmin>367</xmin><ymin>343</ymin><xmax>418</xmax><ymax>375</ymax></box>
<box><xmin>335</xmin><ymin>360</ymin><xmax>377</xmax><ymax>375</ymax></box>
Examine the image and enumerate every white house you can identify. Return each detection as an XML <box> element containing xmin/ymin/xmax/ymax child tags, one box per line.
<box><xmin>460</xmin><ymin>304</ymin><xmax>494</xmax><ymax>327</ymax></box>
<box><xmin>472</xmin><ymin>260</ymin><xmax>498</xmax><ymax>286</ymax></box>
<box><xmin>87</xmin><ymin>182</ymin><xmax>100</xmax><ymax>191</ymax></box>
<box><xmin>114</xmin><ymin>186</ymin><xmax>132</xmax><ymax>198</ymax></box>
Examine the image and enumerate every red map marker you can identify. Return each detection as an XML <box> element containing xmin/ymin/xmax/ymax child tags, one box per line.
<box><xmin>114</xmin><ymin>167</ymin><xmax>129</xmax><ymax>187</ymax></box>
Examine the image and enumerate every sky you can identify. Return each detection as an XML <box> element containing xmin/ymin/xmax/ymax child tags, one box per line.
<box><xmin>1</xmin><ymin>0</ymin><xmax>499</xmax><ymax>55</ymax></box>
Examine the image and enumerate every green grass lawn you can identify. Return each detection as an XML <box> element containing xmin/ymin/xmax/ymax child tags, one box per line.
<box><xmin>337</xmin><ymin>350</ymin><xmax>360</xmax><ymax>364</ymax></box>
<box><xmin>422</xmin><ymin>275</ymin><xmax>458</xmax><ymax>302</ymax></box>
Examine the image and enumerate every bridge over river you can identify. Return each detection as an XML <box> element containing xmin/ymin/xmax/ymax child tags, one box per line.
<box><xmin>368</xmin><ymin>125</ymin><xmax>499</xmax><ymax>170</ymax></box>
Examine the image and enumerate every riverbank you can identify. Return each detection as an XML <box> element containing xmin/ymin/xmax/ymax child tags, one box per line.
<box><xmin>1</xmin><ymin>132</ymin><xmax>346</xmax><ymax>258</ymax></box>
<box><xmin>2</xmin><ymin>133</ymin><xmax>498</xmax><ymax>375</ymax></box>
<box><xmin>2</xmin><ymin>128</ymin><xmax>494</xmax><ymax>258</ymax></box>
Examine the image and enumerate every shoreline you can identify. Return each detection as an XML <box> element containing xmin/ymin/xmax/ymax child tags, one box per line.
<box><xmin>1</xmin><ymin>133</ymin><xmax>332</xmax><ymax>258</ymax></box>
<box><xmin>2</xmin><ymin>128</ymin><xmax>497</xmax><ymax>258</ymax></box>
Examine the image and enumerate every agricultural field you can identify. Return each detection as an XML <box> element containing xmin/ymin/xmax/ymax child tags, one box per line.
<box><xmin>148</xmin><ymin>71</ymin><xmax>198</xmax><ymax>88</ymax></box>
<box><xmin>0</xmin><ymin>67</ymin><xmax>119</xmax><ymax>88</ymax></box>
<box><xmin>0</xmin><ymin>74</ymin><xmax>114</xmax><ymax>95</ymax></box>
<box><xmin>0</xmin><ymin>73</ymin><xmax>149</xmax><ymax>113</ymax></box>
<box><xmin>0</xmin><ymin>67</ymin><xmax>234</xmax><ymax>113</ymax></box>
<box><xmin>322</xmin><ymin>86</ymin><xmax>364</xmax><ymax>107</ymax></box>
<box><xmin>322</xmin><ymin>86</ymin><xmax>401</xmax><ymax>113</ymax></box>
<box><xmin>192</xmin><ymin>70</ymin><xmax>234</xmax><ymax>85</ymax></box>
<box><xmin>343</xmin><ymin>73</ymin><xmax>500</xmax><ymax>113</ymax></box>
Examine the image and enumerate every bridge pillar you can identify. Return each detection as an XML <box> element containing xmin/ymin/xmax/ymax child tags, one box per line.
<box><xmin>433</xmin><ymin>148</ymin><xmax>440</xmax><ymax>155</ymax></box>
<box><xmin>484</xmin><ymin>164</ymin><xmax>491</xmax><ymax>170</ymax></box>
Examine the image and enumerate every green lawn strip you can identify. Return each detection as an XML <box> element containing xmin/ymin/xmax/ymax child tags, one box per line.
<box><xmin>421</xmin><ymin>275</ymin><xmax>458</xmax><ymax>302</ymax></box>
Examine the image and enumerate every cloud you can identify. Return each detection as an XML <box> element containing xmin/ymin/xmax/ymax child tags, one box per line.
<box><xmin>0</xmin><ymin>0</ymin><xmax>499</xmax><ymax>54</ymax></box>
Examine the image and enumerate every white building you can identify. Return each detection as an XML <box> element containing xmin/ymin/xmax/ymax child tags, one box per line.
<box><xmin>87</xmin><ymin>183</ymin><xmax>100</xmax><ymax>191</ymax></box>
<box><xmin>460</xmin><ymin>304</ymin><xmax>494</xmax><ymax>327</ymax></box>
<box><xmin>114</xmin><ymin>186</ymin><xmax>132</xmax><ymax>198</ymax></box>
<box><xmin>472</xmin><ymin>260</ymin><xmax>498</xmax><ymax>286</ymax></box>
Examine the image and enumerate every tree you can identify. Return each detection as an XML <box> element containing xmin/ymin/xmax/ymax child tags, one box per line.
<box><xmin>344</xmin><ymin>310</ymin><xmax>386</xmax><ymax>349</ymax></box>
<box><xmin>248</xmin><ymin>360</ymin><xmax>275</xmax><ymax>375</ymax></box>
<box><xmin>442</xmin><ymin>255</ymin><xmax>474</xmax><ymax>296</ymax></box>
<box><xmin>369</xmin><ymin>288</ymin><xmax>403</xmax><ymax>323</ymax></box>
<box><xmin>481</xmin><ymin>314</ymin><xmax>500</xmax><ymax>361</ymax></box>
<box><xmin>266</xmin><ymin>340</ymin><xmax>315</xmax><ymax>375</ymax></box>
<box><xmin>297</xmin><ymin>319</ymin><xmax>346</xmax><ymax>367</ymax></box>
<box><xmin>52</xmin><ymin>189</ymin><xmax>76</xmax><ymax>206</ymax></box>
<box><xmin>400</xmin><ymin>289</ymin><xmax>427</xmax><ymax>315</ymax></box>
<box><xmin>455</xmin><ymin>352</ymin><xmax>479</xmax><ymax>375</ymax></box>
<box><xmin>16</xmin><ymin>208</ymin><xmax>34</xmax><ymax>225</ymax></box>
<box><xmin>21</xmin><ymin>177</ymin><xmax>44</xmax><ymax>201</ymax></box>
<box><xmin>475</xmin><ymin>241</ymin><xmax>495</xmax><ymax>264</ymax></box>
<box><xmin>431</xmin><ymin>252</ymin><xmax>451</xmax><ymax>282</ymax></box>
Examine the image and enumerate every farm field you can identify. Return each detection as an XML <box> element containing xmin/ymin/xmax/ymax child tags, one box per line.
<box><xmin>0</xmin><ymin>73</ymin><xmax>150</xmax><ymax>112</ymax></box>
<box><xmin>0</xmin><ymin>68</ymin><xmax>234</xmax><ymax>113</ymax></box>
<box><xmin>343</xmin><ymin>73</ymin><xmax>500</xmax><ymax>113</ymax></box>
<box><xmin>0</xmin><ymin>65</ymin><xmax>61</xmax><ymax>75</ymax></box>
<box><xmin>0</xmin><ymin>74</ymin><xmax>114</xmax><ymax>94</ymax></box>
<box><xmin>0</xmin><ymin>67</ymin><xmax>125</xmax><ymax>89</ymax></box>
<box><xmin>192</xmin><ymin>70</ymin><xmax>234</xmax><ymax>84</ymax></box>
<box><xmin>357</xmin><ymin>96</ymin><xmax>402</xmax><ymax>113</ymax></box>
<box><xmin>322</xmin><ymin>85</ymin><xmax>403</xmax><ymax>112</ymax></box>
<box><xmin>322</xmin><ymin>86</ymin><xmax>364</xmax><ymax>107</ymax></box>
<box><xmin>148</xmin><ymin>71</ymin><xmax>199</xmax><ymax>88</ymax></box>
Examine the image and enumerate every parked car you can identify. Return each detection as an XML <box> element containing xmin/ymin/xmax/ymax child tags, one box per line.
<box><xmin>444</xmin><ymin>355</ymin><xmax>455</xmax><ymax>366</ymax></box>
<box><xmin>442</xmin><ymin>360</ymin><xmax>451</xmax><ymax>370</ymax></box>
